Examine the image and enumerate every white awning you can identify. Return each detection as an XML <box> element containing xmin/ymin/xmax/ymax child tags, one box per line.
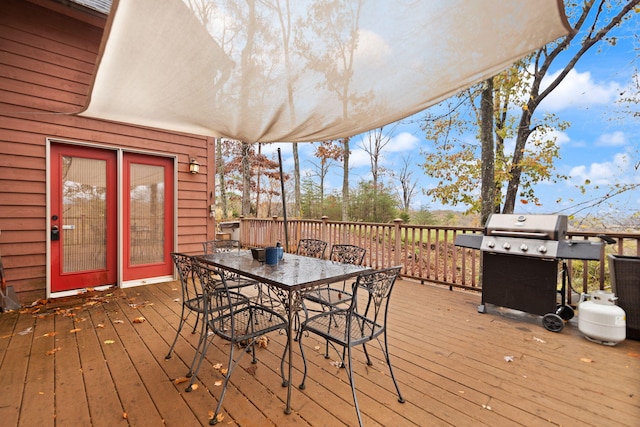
<box><xmin>79</xmin><ymin>0</ymin><xmax>571</xmax><ymax>143</ymax></box>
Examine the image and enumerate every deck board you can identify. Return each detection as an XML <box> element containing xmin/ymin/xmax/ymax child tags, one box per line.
<box><xmin>0</xmin><ymin>278</ymin><xmax>638</xmax><ymax>426</ymax></box>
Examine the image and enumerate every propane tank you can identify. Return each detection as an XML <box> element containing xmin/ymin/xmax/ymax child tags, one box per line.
<box><xmin>578</xmin><ymin>291</ymin><xmax>626</xmax><ymax>346</ymax></box>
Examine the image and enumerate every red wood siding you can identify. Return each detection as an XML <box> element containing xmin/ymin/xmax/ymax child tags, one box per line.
<box><xmin>0</xmin><ymin>0</ymin><xmax>214</xmax><ymax>302</ymax></box>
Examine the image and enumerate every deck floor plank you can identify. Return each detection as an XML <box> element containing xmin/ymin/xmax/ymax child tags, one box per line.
<box><xmin>51</xmin><ymin>308</ymin><xmax>92</xmax><ymax>426</ymax></box>
<box><xmin>18</xmin><ymin>310</ymin><xmax>56</xmax><ymax>427</ymax></box>
<box><xmin>0</xmin><ymin>278</ymin><xmax>638</xmax><ymax>426</ymax></box>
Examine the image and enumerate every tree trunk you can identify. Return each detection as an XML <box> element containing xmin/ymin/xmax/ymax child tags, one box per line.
<box><xmin>216</xmin><ymin>138</ymin><xmax>228</xmax><ymax>218</ymax></box>
<box><xmin>342</xmin><ymin>137</ymin><xmax>350</xmax><ymax>221</ymax></box>
<box><xmin>480</xmin><ymin>78</ymin><xmax>495</xmax><ymax>226</ymax></box>
<box><xmin>503</xmin><ymin>110</ymin><xmax>532</xmax><ymax>214</ymax></box>
<box><xmin>292</xmin><ymin>142</ymin><xmax>301</xmax><ymax>217</ymax></box>
<box><xmin>241</xmin><ymin>141</ymin><xmax>251</xmax><ymax>216</ymax></box>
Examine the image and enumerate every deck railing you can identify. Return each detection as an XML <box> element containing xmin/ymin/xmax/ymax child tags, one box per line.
<box><xmin>238</xmin><ymin>216</ymin><xmax>640</xmax><ymax>301</ymax></box>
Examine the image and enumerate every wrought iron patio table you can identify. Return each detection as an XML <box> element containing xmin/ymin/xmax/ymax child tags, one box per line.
<box><xmin>196</xmin><ymin>250</ymin><xmax>371</xmax><ymax>415</ymax></box>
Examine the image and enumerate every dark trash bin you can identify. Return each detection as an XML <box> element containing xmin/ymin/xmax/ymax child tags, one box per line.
<box><xmin>608</xmin><ymin>254</ymin><xmax>640</xmax><ymax>340</ymax></box>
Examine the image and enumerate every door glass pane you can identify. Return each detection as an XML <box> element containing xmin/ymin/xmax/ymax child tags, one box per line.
<box><xmin>62</xmin><ymin>156</ymin><xmax>107</xmax><ymax>273</ymax></box>
<box><xmin>130</xmin><ymin>163</ymin><xmax>165</xmax><ymax>265</ymax></box>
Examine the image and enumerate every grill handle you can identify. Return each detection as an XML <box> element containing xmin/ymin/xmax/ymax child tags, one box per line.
<box><xmin>487</xmin><ymin>230</ymin><xmax>550</xmax><ymax>239</ymax></box>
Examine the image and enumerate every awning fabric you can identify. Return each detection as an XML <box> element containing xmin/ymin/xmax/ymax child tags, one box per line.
<box><xmin>80</xmin><ymin>0</ymin><xmax>570</xmax><ymax>143</ymax></box>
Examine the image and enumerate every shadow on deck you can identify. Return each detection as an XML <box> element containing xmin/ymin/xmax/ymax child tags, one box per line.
<box><xmin>0</xmin><ymin>278</ymin><xmax>638</xmax><ymax>426</ymax></box>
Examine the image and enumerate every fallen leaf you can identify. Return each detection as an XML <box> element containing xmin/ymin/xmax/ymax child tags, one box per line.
<box><xmin>580</xmin><ymin>358</ymin><xmax>593</xmax><ymax>363</ymax></box>
<box><xmin>213</xmin><ymin>363</ymin><xmax>223</xmax><ymax>370</ymax></box>
<box><xmin>44</xmin><ymin>332</ymin><xmax>58</xmax><ymax>337</ymax></box>
<box><xmin>123</xmin><ymin>412</ymin><xmax>127</xmax><ymax>419</ymax></box>
<box><xmin>173</xmin><ymin>298</ymin><xmax>180</xmax><ymax>302</ymax></box>
<box><xmin>96</xmin><ymin>324</ymin><xmax>105</xmax><ymax>328</ymax></box>
<box><xmin>219</xmin><ymin>368</ymin><xmax>228</xmax><ymax>375</ymax></box>
<box><xmin>214</xmin><ymin>380</ymin><xmax>223</xmax><ymax>387</ymax></box>
<box><xmin>18</xmin><ymin>327</ymin><xmax>33</xmax><ymax>336</ymax></box>
<box><xmin>113</xmin><ymin>320</ymin><xmax>124</xmax><ymax>324</ymax></box>
<box><xmin>245</xmin><ymin>365</ymin><xmax>257</xmax><ymax>375</ymax></box>
<box><xmin>504</xmin><ymin>356</ymin><xmax>514</xmax><ymax>362</ymax></box>
<box><xmin>532</xmin><ymin>336</ymin><xmax>546</xmax><ymax>343</ymax></box>
<box><xmin>216</xmin><ymin>413</ymin><xmax>224</xmax><ymax>423</ymax></box>
<box><xmin>628</xmin><ymin>352</ymin><xmax>640</xmax><ymax>358</ymax></box>
<box><xmin>133</xmin><ymin>317</ymin><xmax>146</xmax><ymax>324</ymax></box>
<box><xmin>70</xmin><ymin>328</ymin><xmax>81</xmax><ymax>333</ymax></box>
<box><xmin>190</xmin><ymin>384</ymin><xmax>199</xmax><ymax>390</ymax></box>
<box><xmin>46</xmin><ymin>347</ymin><xmax>61</xmax><ymax>355</ymax></box>
<box><xmin>104</xmin><ymin>340</ymin><xmax>115</xmax><ymax>345</ymax></box>
<box><xmin>174</xmin><ymin>377</ymin><xmax>189</xmax><ymax>385</ymax></box>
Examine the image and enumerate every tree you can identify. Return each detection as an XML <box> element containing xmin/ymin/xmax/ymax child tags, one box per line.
<box><xmin>392</xmin><ymin>155</ymin><xmax>418</xmax><ymax>217</ymax></box>
<box><xmin>307</xmin><ymin>140</ymin><xmax>343</xmax><ymax>214</ymax></box>
<box><xmin>361</xmin><ymin>125</ymin><xmax>397</xmax><ymax>219</ymax></box>
<box><xmin>350</xmin><ymin>181</ymin><xmax>398</xmax><ymax>223</ymax></box>
<box><xmin>479</xmin><ymin>78</ymin><xmax>496</xmax><ymax>225</ymax></box>
<box><xmin>296</xmin><ymin>0</ymin><xmax>367</xmax><ymax>221</ymax></box>
<box><xmin>502</xmin><ymin>0</ymin><xmax>640</xmax><ymax>213</ymax></box>
<box><xmin>421</xmin><ymin>0</ymin><xmax>640</xmax><ymax>214</ymax></box>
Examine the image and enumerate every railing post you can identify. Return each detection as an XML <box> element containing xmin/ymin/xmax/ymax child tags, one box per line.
<box><xmin>239</xmin><ymin>216</ymin><xmax>245</xmax><ymax>246</ymax></box>
<box><xmin>321</xmin><ymin>216</ymin><xmax>329</xmax><ymax>244</ymax></box>
<box><xmin>394</xmin><ymin>218</ymin><xmax>403</xmax><ymax>267</ymax></box>
<box><xmin>271</xmin><ymin>216</ymin><xmax>278</xmax><ymax>246</ymax></box>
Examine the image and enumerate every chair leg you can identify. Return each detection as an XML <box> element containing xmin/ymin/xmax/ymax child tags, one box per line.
<box><xmin>382</xmin><ymin>330</ymin><xmax>405</xmax><ymax>403</ymax></box>
<box><xmin>165</xmin><ymin>306</ymin><xmax>188</xmax><ymax>360</ymax></box>
<box><xmin>185</xmin><ymin>324</ymin><xmax>213</xmax><ymax>392</ymax></box>
<box><xmin>186</xmin><ymin>315</ymin><xmax>209</xmax><ymax>378</ymax></box>
<box><xmin>210</xmin><ymin>343</ymin><xmax>236</xmax><ymax>425</ymax></box>
<box><xmin>280</xmin><ymin>334</ymin><xmax>289</xmax><ymax>387</ymax></box>
<box><xmin>346</xmin><ymin>345</ymin><xmax>364</xmax><ymax>427</ymax></box>
<box><xmin>297</xmin><ymin>332</ymin><xmax>308</xmax><ymax>390</ymax></box>
<box><xmin>191</xmin><ymin>311</ymin><xmax>200</xmax><ymax>334</ymax></box>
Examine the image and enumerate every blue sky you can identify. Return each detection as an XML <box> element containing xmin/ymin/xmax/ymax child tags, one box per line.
<box><xmin>262</xmin><ymin>16</ymin><xmax>639</xmax><ymax>219</ymax></box>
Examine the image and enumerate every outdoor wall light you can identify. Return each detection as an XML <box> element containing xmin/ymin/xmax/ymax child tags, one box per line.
<box><xmin>189</xmin><ymin>158</ymin><xmax>200</xmax><ymax>174</ymax></box>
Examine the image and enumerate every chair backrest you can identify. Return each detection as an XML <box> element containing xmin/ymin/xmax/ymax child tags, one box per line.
<box><xmin>329</xmin><ymin>244</ymin><xmax>366</xmax><ymax>265</ymax></box>
<box><xmin>171</xmin><ymin>252</ymin><xmax>199</xmax><ymax>301</ymax></box>
<box><xmin>296</xmin><ymin>238</ymin><xmax>327</xmax><ymax>259</ymax></box>
<box><xmin>348</xmin><ymin>266</ymin><xmax>402</xmax><ymax>339</ymax></box>
<box><xmin>203</xmin><ymin>239</ymin><xmax>241</xmax><ymax>255</ymax></box>
<box><xmin>192</xmin><ymin>259</ymin><xmax>237</xmax><ymax>318</ymax></box>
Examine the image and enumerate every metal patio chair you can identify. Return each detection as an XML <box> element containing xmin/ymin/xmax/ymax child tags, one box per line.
<box><xmin>189</xmin><ymin>259</ymin><xmax>289</xmax><ymax>425</ymax></box>
<box><xmin>202</xmin><ymin>239</ymin><xmax>262</xmax><ymax>300</ymax></box>
<box><xmin>301</xmin><ymin>244</ymin><xmax>366</xmax><ymax>357</ymax></box>
<box><xmin>305</xmin><ymin>244</ymin><xmax>366</xmax><ymax>305</ymax></box>
<box><xmin>165</xmin><ymin>253</ymin><xmax>205</xmax><ymax>361</ymax></box>
<box><xmin>296</xmin><ymin>238</ymin><xmax>328</xmax><ymax>259</ymax></box>
<box><xmin>298</xmin><ymin>266</ymin><xmax>405</xmax><ymax>427</ymax></box>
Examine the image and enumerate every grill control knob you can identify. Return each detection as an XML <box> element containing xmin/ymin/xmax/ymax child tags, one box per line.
<box><xmin>502</xmin><ymin>242</ymin><xmax>511</xmax><ymax>250</ymax></box>
<box><xmin>520</xmin><ymin>244</ymin><xmax>528</xmax><ymax>252</ymax></box>
<box><xmin>538</xmin><ymin>245</ymin><xmax>547</xmax><ymax>253</ymax></box>
<box><xmin>486</xmin><ymin>241</ymin><xmax>495</xmax><ymax>248</ymax></box>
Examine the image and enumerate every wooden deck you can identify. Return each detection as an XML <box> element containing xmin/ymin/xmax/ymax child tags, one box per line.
<box><xmin>0</xmin><ymin>278</ymin><xmax>638</xmax><ymax>426</ymax></box>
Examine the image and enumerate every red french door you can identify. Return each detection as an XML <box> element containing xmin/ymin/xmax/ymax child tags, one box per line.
<box><xmin>50</xmin><ymin>144</ymin><xmax>117</xmax><ymax>292</ymax></box>
<box><xmin>123</xmin><ymin>152</ymin><xmax>174</xmax><ymax>281</ymax></box>
<box><xmin>50</xmin><ymin>144</ymin><xmax>174</xmax><ymax>293</ymax></box>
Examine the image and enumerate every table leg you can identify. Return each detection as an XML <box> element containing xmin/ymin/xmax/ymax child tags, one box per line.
<box><xmin>285</xmin><ymin>290</ymin><xmax>293</xmax><ymax>414</ymax></box>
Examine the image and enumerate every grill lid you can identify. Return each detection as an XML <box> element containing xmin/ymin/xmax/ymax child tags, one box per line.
<box><xmin>484</xmin><ymin>214</ymin><xmax>567</xmax><ymax>241</ymax></box>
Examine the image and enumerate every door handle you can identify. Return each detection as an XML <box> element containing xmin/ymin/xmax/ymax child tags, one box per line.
<box><xmin>51</xmin><ymin>225</ymin><xmax>60</xmax><ymax>241</ymax></box>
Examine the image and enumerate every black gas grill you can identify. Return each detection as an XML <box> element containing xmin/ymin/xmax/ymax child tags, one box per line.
<box><xmin>455</xmin><ymin>214</ymin><xmax>603</xmax><ymax>331</ymax></box>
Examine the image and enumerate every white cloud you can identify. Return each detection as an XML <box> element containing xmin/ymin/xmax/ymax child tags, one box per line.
<box><xmin>539</xmin><ymin>68</ymin><xmax>621</xmax><ymax>112</ymax></box>
<box><xmin>595</xmin><ymin>131</ymin><xmax>627</xmax><ymax>147</ymax></box>
<box><xmin>349</xmin><ymin>148</ymin><xmax>371</xmax><ymax>168</ymax></box>
<box><xmin>354</xmin><ymin>29</ymin><xmax>391</xmax><ymax>66</ymax></box>
<box><xmin>568</xmin><ymin>152</ymin><xmax>635</xmax><ymax>185</ymax></box>
<box><xmin>388</xmin><ymin>132</ymin><xmax>419</xmax><ymax>152</ymax></box>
